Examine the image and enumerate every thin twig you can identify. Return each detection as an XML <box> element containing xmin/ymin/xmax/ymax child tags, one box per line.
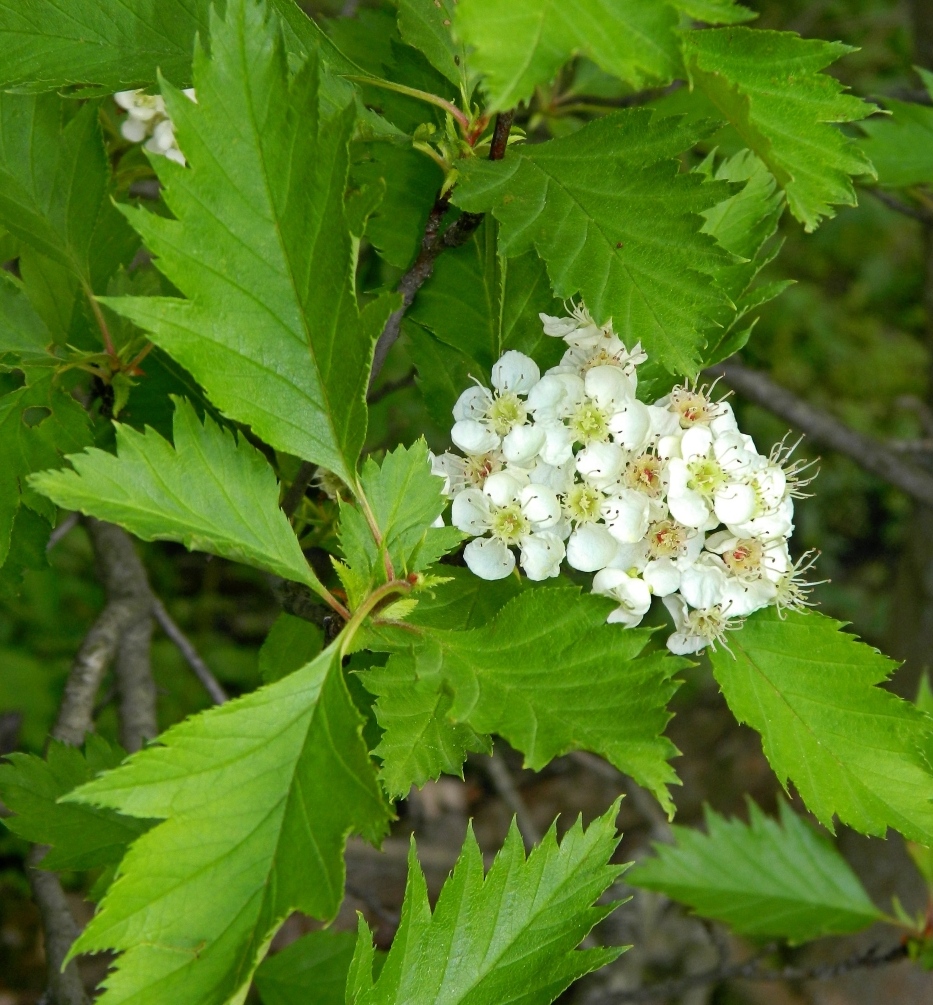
<box><xmin>601</xmin><ymin>942</ymin><xmax>909</xmax><ymax>1003</ymax></box>
<box><xmin>865</xmin><ymin>187</ymin><xmax>933</xmax><ymax>226</ymax></box>
<box><xmin>368</xmin><ymin>110</ymin><xmax>515</xmax><ymax>387</ymax></box>
<box><xmin>47</xmin><ymin>512</ymin><xmax>79</xmax><ymax>551</ymax></box>
<box><xmin>281</xmin><ymin>461</ymin><xmax>317</xmax><ymax>519</ymax></box>
<box><xmin>367</xmin><ymin>369</ymin><xmax>416</xmax><ymax>405</ymax></box>
<box><xmin>114</xmin><ymin>613</ymin><xmax>157</xmax><ymax>752</ymax></box>
<box><xmin>706</xmin><ymin>360</ymin><xmax>933</xmax><ymax>508</ymax></box>
<box><xmin>152</xmin><ymin>598</ymin><xmax>228</xmax><ymax>705</ymax></box>
<box><xmin>480</xmin><ymin>746</ymin><xmax>541</xmax><ymax>849</ymax></box>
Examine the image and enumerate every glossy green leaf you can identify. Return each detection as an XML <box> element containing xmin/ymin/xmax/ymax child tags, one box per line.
<box><xmin>31</xmin><ymin>397</ymin><xmax>325</xmax><ymax>596</ymax></box>
<box><xmin>351</xmin><ymin>804</ymin><xmax>625</xmax><ymax>1005</ymax></box>
<box><xmin>454</xmin><ymin>0</ymin><xmax>681</xmax><ymax>112</ymax></box>
<box><xmin>682</xmin><ymin>27</ymin><xmax>876</xmax><ymax>231</ymax></box>
<box><xmin>454</xmin><ymin>109</ymin><xmax>734</xmax><ymax>375</ymax></box>
<box><xmin>709</xmin><ymin>609</ymin><xmax>933</xmax><ymax>844</ymax></box>
<box><xmin>0</xmin><ymin>736</ymin><xmax>151</xmax><ymax>872</ymax></box>
<box><xmin>100</xmin><ymin>0</ymin><xmax>397</xmax><ymax>483</ymax></box>
<box><xmin>366</xmin><ymin>586</ymin><xmax>684</xmax><ymax>809</ymax></box>
<box><xmin>258</xmin><ymin>613</ymin><xmax>325</xmax><ymax>684</ymax></box>
<box><xmin>629</xmin><ymin>800</ymin><xmax>882</xmax><ymax>942</ymax></box>
<box><xmin>67</xmin><ymin>645</ymin><xmax>391</xmax><ymax>1005</ymax></box>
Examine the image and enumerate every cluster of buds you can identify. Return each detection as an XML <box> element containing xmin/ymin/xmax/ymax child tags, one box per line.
<box><xmin>114</xmin><ymin>89</ymin><xmax>195</xmax><ymax>165</ymax></box>
<box><xmin>432</xmin><ymin>304</ymin><xmax>818</xmax><ymax>655</ymax></box>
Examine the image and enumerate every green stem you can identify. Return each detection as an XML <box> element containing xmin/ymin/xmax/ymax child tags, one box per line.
<box><xmin>339</xmin><ymin>579</ymin><xmax>412</xmax><ymax>656</ymax></box>
<box><xmin>346</xmin><ymin>75</ymin><xmax>470</xmax><ymax>132</ymax></box>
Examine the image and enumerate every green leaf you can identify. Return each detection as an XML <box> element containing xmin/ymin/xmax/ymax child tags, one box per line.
<box><xmin>709</xmin><ymin>609</ymin><xmax>933</xmax><ymax>844</ymax></box>
<box><xmin>67</xmin><ymin>645</ymin><xmax>391</xmax><ymax>1005</ymax></box>
<box><xmin>453</xmin><ymin>110</ymin><xmax>734</xmax><ymax>375</ymax></box>
<box><xmin>366</xmin><ymin>636</ymin><xmax>491</xmax><ymax>797</ymax></box>
<box><xmin>454</xmin><ymin>0</ymin><xmax>680</xmax><ymax>113</ymax></box>
<box><xmin>339</xmin><ymin>439</ymin><xmax>458</xmax><ymax>587</ymax></box>
<box><xmin>367</xmin><ymin>586</ymin><xmax>685</xmax><ymax>810</ymax></box>
<box><xmin>0</xmin><ymin>270</ymin><xmax>51</xmax><ymax>357</ymax></box>
<box><xmin>682</xmin><ymin>28</ymin><xmax>876</xmax><ymax>231</ymax></box>
<box><xmin>629</xmin><ymin>799</ymin><xmax>883</xmax><ymax>942</ymax></box>
<box><xmin>352</xmin><ymin>804</ymin><xmax>626</xmax><ymax>1005</ymax></box>
<box><xmin>100</xmin><ymin>0</ymin><xmax>397</xmax><ymax>484</ymax></box>
<box><xmin>0</xmin><ymin>0</ymin><xmax>356</xmax><ymax>92</ymax></box>
<box><xmin>406</xmin><ymin>322</ymin><xmax>481</xmax><ymax>430</ymax></box>
<box><xmin>858</xmin><ymin>98</ymin><xmax>933</xmax><ymax>188</ymax></box>
<box><xmin>31</xmin><ymin>397</ymin><xmax>326</xmax><ymax>596</ymax></box>
<box><xmin>397</xmin><ymin>0</ymin><xmax>473</xmax><ymax>92</ymax></box>
<box><xmin>0</xmin><ymin>94</ymin><xmax>136</xmax><ymax>291</ymax></box>
<box><xmin>409</xmin><ymin>219</ymin><xmax>565</xmax><ymax>376</ymax></box>
<box><xmin>0</xmin><ymin>368</ymin><xmax>91</xmax><ymax>568</ymax></box>
<box><xmin>670</xmin><ymin>0</ymin><xmax>756</xmax><ymax>24</ymax></box>
<box><xmin>255</xmin><ymin>931</ymin><xmax>358</xmax><ymax>1005</ymax></box>
<box><xmin>0</xmin><ymin>736</ymin><xmax>152</xmax><ymax>872</ymax></box>
<box><xmin>259</xmin><ymin>613</ymin><xmax>324</xmax><ymax>684</ymax></box>
<box><xmin>352</xmin><ymin>143</ymin><xmax>443</xmax><ymax>270</ymax></box>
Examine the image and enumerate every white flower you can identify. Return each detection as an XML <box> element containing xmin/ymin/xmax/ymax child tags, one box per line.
<box><xmin>114</xmin><ymin>88</ymin><xmax>193</xmax><ymax>165</ymax></box>
<box><xmin>550</xmin><ymin>334</ymin><xmax>648</xmax><ymax>379</ymax></box>
<box><xmin>663</xmin><ymin>595</ymin><xmax>742</xmax><ymax>655</ymax></box>
<box><xmin>539</xmin><ymin>303</ymin><xmax>606</xmax><ymax>347</ymax></box>
<box><xmin>592</xmin><ymin>569</ymin><xmax>652</xmax><ymax>627</ymax></box>
<box><xmin>450</xmin><ymin>476</ymin><xmax>563</xmax><ymax>581</ymax></box>
<box><xmin>430</xmin><ymin>449</ymin><xmax>503</xmax><ymax>497</ymax></box>
<box><xmin>666</xmin><ymin>426</ymin><xmax>756</xmax><ymax>528</ymax></box>
<box><xmin>451</xmin><ymin>353</ymin><xmax>541</xmax><ymax>458</ymax></box>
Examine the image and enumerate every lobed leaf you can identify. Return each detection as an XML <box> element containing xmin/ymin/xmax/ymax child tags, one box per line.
<box><xmin>68</xmin><ymin>646</ymin><xmax>391</xmax><ymax>1005</ymax></box>
<box><xmin>629</xmin><ymin>799</ymin><xmax>883</xmax><ymax>943</ymax></box>
<box><xmin>454</xmin><ymin>0</ymin><xmax>681</xmax><ymax>112</ymax></box>
<box><xmin>31</xmin><ymin>397</ymin><xmax>326</xmax><ymax>596</ymax></box>
<box><xmin>101</xmin><ymin>0</ymin><xmax>397</xmax><ymax>484</ymax></box>
<box><xmin>709</xmin><ymin>609</ymin><xmax>933</xmax><ymax>845</ymax></box>
<box><xmin>682</xmin><ymin>27</ymin><xmax>876</xmax><ymax>231</ymax></box>
<box><xmin>857</xmin><ymin>73</ymin><xmax>933</xmax><ymax>189</ymax></box>
<box><xmin>0</xmin><ymin>736</ymin><xmax>151</xmax><ymax>873</ymax></box>
<box><xmin>366</xmin><ymin>585</ymin><xmax>685</xmax><ymax>809</ymax></box>
<box><xmin>397</xmin><ymin>0</ymin><xmax>474</xmax><ymax>92</ymax></box>
<box><xmin>453</xmin><ymin>109</ymin><xmax>735</xmax><ymax>375</ymax></box>
<box><xmin>351</xmin><ymin>804</ymin><xmax>626</xmax><ymax>1005</ymax></box>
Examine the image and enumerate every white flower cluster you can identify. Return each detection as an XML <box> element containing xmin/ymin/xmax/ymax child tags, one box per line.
<box><xmin>432</xmin><ymin>304</ymin><xmax>818</xmax><ymax>655</ymax></box>
<box><xmin>114</xmin><ymin>90</ymin><xmax>195</xmax><ymax>165</ymax></box>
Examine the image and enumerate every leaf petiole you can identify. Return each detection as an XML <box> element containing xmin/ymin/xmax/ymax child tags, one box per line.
<box><xmin>346</xmin><ymin>75</ymin><xmax>471</xmax><ymax>133</ymax></box>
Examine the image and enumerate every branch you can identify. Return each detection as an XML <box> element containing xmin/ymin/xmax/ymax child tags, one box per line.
<box><xmin>368</xmin><ymin>110</ymin><xmax>515</xmax><ymax>388</ymax></box>
<box><xmin>152</xmin><ymin>598</ymin><xmax>229</xmax><ymax>705</ymax></box>
<box><xmin>706</xmin><ymin>360</ymin><xmax>933</xmax><ymax>508</ymax></box>
<box><xmin>602</xmin><ymin>942</ymin><xmax>909</xmax><ymax>1003</ymax></box>
<box><xmin>27</xmin><ymin>846</ymin><xmax>89</xmax><ymax>1005</ymax></box>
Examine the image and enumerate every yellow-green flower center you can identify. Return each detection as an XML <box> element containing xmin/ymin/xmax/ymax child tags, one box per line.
<box><xmin>687</xmin><ymin>457</ymin><xmax>725</xmax><ymax>497</ymax></box>
<box><xmin>490</xmin><ymin>503</ymin><xmax>529</xmax><ymax>544</ymax></box>
<box><xmin>569</xmin><ymin>401</ymin><xmax>609</xmax><ymax>443</ymax></box>
<box><xmin>566</xmin><ymin>483</ymin><xmax>603</xmax><ymax>523</ymax></box>
<box><xmin>723</xmin><ymin>538</ymin><xmax>763</xmax><ymax>578</ymax></box>
<box><xmin>487</xmin><ymin>392</ymin><xmax>526</xmax><ymax>435</ymax></box>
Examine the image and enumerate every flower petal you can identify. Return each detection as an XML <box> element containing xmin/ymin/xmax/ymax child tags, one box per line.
<box><xmin>492</xmin><ymin>350</ymin><xmax>540</xmax><ymax>394</ymax></box>
<box><xmin>566</xmin><ymin>523</ymin><xmax>618</xmax><ymax>572</ymax></box>
<box><xmin>451</xmin><ymin>488</ymin><xmax>492</xmax><ymax>534</ymax></box>
<box><xmin>464</xmin><ymin>537</ymin><xmax>516</xmax><ymax>580</ymax></box>
<box><xmin>502</xmin><ymin>423</ymin><xmax>546</xmax><ymax>464</ymax></box>
<box><xmin>451</xmin><ymin>419</ymin><xmax>500</xmax><ymax>456</ymax></box>
<box><xmin>519</xmin><ymin>531</ymin><xmax>565</xmax><ymax>580</ymax></box>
